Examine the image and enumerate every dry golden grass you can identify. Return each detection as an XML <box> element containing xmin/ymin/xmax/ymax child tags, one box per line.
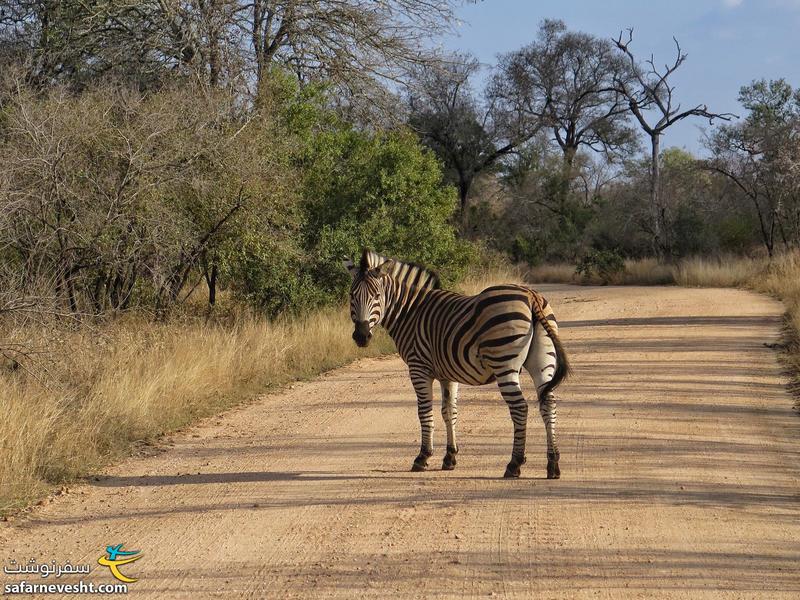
<box><xmin>0</xmin><ymin>307</ymin><xmax>394</xmax><ymax>513</ymax></box>
<box><xmin>618</xmin><ymin>258</ymin><xmax>675</xmax><ymax>285</ymax></box>
<box><xmin>527</xmin><ymin>263</ymin><xmax>579</xmax><ymax>284</ymax></box>
<box><xmin>747</xmin><ymin>252</ymin><xmax>800</xmax><ymax>387</ymax></box>
<box><xmin>671</xmin><ymin>255</ymin><xmax>766</xmax><ymax>288</ymax></box>
<box><xmin>529</xmin><ymin>259</ymin><xmax>672</xmax><ymax>285</ymax></box>
<box><xmin>457</xmin><ymin>263</ymin><xmax>527</xmax><ymax>295</ymax></box>
<box><xmin>745</xmin><ymin>252</ymin><xmax>800</xmax><ymax>300</ymax></box>
<box><xmin>527</xmin><ymin>256</ymin><xmax>762</xmax><ymax>287</ymax></box>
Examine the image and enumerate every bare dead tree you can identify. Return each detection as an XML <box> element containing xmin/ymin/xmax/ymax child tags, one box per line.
<box><xmin>613</xmin><ymin>29</ymin><xmax>736</xmax><ymax>259</ymax></box>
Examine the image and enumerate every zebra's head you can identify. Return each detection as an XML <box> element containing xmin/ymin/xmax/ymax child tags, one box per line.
<box><xmin>343</xmin><ymin>252</ymin><xmax>396</xmax><ymax>347</ymax></box>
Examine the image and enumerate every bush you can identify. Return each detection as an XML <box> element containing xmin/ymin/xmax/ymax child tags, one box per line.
<box><xmin>0</xmin><ymin>73</ymin><xmax>474</xmax><ymax>318</ymax></box>
<box><xmin>575</xmin><ymin>249</ymin><xmax>625</xmax><ymax>284</ymax></box>
<box><xmin>302</xmin><ymin>126</ymin><xmax>475</xmax><ymax>298</ymax></box>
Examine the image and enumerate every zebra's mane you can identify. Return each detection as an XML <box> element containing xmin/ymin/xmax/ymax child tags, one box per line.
<box><xmin>359</xmin><ymin>248</ymin><xmax>441</xmax><ymax>290</ymax></box>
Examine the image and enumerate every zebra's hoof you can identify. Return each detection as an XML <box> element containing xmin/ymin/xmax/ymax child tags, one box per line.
<box><xmin>547</xmin><ymin>460</ymin><xmax>560</xmax><ymax>479</ymax></box>
<box><xmin>411</xmin><ymin>454</ymin><xmax>429</xmax><ymax>471</ymax></box>
<box><xmin>503</xmin><ymin>462</ymin><xmax>521</xmax><ymax>478</ymax></box>
<box><xmin>442</xmin><ymin>454</ymin><xmax>457</xmax><ymax>470</ymax></box>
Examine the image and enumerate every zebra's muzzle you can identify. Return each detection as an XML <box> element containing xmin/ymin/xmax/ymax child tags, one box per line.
<box><xmin>353</xmin><ymin>320</ymin><xmax>372</xmax><ymax>347</ymax></box>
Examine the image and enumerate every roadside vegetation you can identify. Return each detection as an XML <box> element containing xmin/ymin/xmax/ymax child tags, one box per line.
<box><xmin>0</xmin><ymin>304</ymin><xmax>397</xmax><ymax>513</ymax></box>
<box><xmin>1</xmin><ymin>5</ymin><xmax>798</xmax><ymax>512</ymax></box>
<box><xmin>529</xmin><ymin>255</ymin><xmax>762</xmax><ymax>287</ymax></box>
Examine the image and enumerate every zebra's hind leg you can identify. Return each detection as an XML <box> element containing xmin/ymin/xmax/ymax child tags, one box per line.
<box><xmin>440</xmin><ymin>380</ymin><xmax>459</xmax><ymax>470</ymax></box>
<box><xmin>524</xmin><ymin>322</ymin><xmax>560</xmax><ymax>479</ymax></box>
<box><xmin>540</xmin><ymin>392</ymin><xmax>559</xmax><ymax>479</ymax></box>
<box><xmin>410</xmin><ymin>369</ymin><xmax>434</xmax><ymax>472</ymax></box>
<box><xmin>495</xmin><ymin>369</ymin><xmax>529</xmax><ymax>478</ymax></box>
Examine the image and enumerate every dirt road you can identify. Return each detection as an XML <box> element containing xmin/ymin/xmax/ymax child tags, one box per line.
<box><xmin>2</xmin><ymin>285</ymin><xmax>799</xmax><ymax>598</ymax></box>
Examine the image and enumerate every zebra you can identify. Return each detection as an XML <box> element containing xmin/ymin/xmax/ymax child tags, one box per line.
<box><xmin>343</xmin><ymin>249</ymin><xmax>570</xmax><ymax>479</ymax></box>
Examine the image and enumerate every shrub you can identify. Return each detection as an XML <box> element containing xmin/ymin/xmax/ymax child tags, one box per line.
<box><xmin>575</xmin><ymin>249</ymin><xmax>625</xmax><ymax>284</ymax></box>
<box><xmin>303</xmin><ymin>126</ymin><xmax>475</xmax><ymax>297</ymax></box>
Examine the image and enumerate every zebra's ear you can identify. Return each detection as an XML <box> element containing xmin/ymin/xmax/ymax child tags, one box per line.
<box><xmin>377</xmin><ymin>259</ymin><xmax>396</xmax><ymax>275</ymax></box>
<box><xmin>342</xmin><ymin>256</ymin><xmax>358</xmax><ymax>279</ymax></box>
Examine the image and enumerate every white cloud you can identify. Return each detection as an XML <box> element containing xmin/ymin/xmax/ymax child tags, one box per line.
<box><xmin>722</xmin><ymin>0</ymin><xmax>744</xmax><ymax>7</ymax></box>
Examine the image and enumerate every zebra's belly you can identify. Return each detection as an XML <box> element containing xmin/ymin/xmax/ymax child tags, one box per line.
<box><xmin>430</xmin><ymin>346</ymin><xmax>497</xmax><ymax>386</ymax></box>
<box><xmin>434</xmin><ymin>366</ymin><xmax>496</xmax><ymax>386</ymax></box>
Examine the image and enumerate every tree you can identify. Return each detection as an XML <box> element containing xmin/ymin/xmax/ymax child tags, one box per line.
<box><xmin>407</xmin><ymin>54</ymin><xmax>527</xmax><ymax>221</ymax></box>
<box><xmin>491</xmin><ymin>20</ymin><xmax>636</xmax><ymax>172</ymax></box>
<box><xmin>302</xmin><ymin>127</ymin><xmax>474</xmax><ymax>295</ymax></box>
<box><xmin>243</xmin><ymin>1</ymin><xmax>463</xmax><ymax>106</ymax></box>
<box><xmin>0</xmin><ymin>78</ymin><xmax>301</xmax><ymax>315</ymax></box>
<box><xmin>705</xmin><ymin>79</ymin><xmax>800</xmax><ymax>257</ymax></box>
<box><xmin>613</xmin><ymin>29</ymin><xmax>735</xmax><ymax>258</ymax></box>
<box><xmin>0</xmin><ymin>1</ymin><xmax>467</xmax><ymax>115</ymax></box>
<box><xmin>497</xmin><ymin>138</ymin><xmax>599</xmax><ymax>262</ymax></box>
<box><xmin>0</xmin><ymin>1</ymin><xmax>222</xmax><ymax>89</ymax></box>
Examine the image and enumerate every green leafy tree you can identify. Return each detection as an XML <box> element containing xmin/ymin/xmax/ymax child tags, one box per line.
<box><xmin>707</xmin><ymin>79</ymin><xmax>800</xmax><ymax>256</ymax></box>
<box><xmin>303</xmin><ymin>126</ymin><xmax>474</xmax><ymax>297</ymax></box>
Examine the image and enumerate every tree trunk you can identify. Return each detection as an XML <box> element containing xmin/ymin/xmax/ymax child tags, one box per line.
<box><xmin>650</xmin><ymin>133</ymin><xmax>664</xmax><ymax>260</ymax></box>
<box><xmin>750</xmin><ymin>195</ymin><xmax>774</xmax><ymax>258</ymax></box>
<box><xmin>120</xmin><ymin>265</ymin><xmax>137</xmax><ymax>310</ymax></box>
<box><xmin>557</xmin><ymin>146</ymin><xmax>578</xmax><ymax>214</ymax></box>
<box><xmin>204</xmin><ymin>262</ymin><xmax>218</xmax><ymax>306</ymax></box>
<box><xmin>62</xmin><ymin>271</ymin><xmax>78</xmax><ymax>314</ymax></box>
<box><xmin>562</xmin><ymin>145</ymin><xmax>578</xmax><ymax>172</ymax></box>
<box><xmin>90</xmin><ymin>273</ymin><xmax>107</xmax><ymax>315</ymax></box>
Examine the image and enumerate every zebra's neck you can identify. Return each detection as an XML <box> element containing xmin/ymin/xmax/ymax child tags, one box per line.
<box><xmin>380</xmin><ymin>276</ymin><xmax>432</xmax><ymax>337</ymax></box>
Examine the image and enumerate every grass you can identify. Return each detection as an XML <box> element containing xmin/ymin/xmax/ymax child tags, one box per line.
<box><xmin>457</xmin><ymin>263</ymin><xmax>527</xmax><ymax>295</ymax></box>
<box><xmin>619</xmin><ymin>258</ymin><xmax>676</xmax><ymax>286</ymax></box>
<box><xmin>527</xmin><ymin>255</ymin><xmax>765</xmax><ymax>288</ymax></box>
<box><xmin>525</xmin><ymin>263</ymin><xmax>579</xmax><ymax>284</ymax></box>
<box><xmin>671</xmin><ymin>255</ymin><xmax>764</xmax><ymax>287</ymax></box>
<box><xmin>0</xmin><ymin>306</ymin><xmax>394</xmax><ymax>514</ymax></box>
<box><xmin>749</xmin><ymin>253</ymin><xmax>800</xmax><ymax>389</ymax></box>
<box><xmin>527</xmin><ymin>258</ymin><xmax>673</xmax><ymax>285</ymax></box>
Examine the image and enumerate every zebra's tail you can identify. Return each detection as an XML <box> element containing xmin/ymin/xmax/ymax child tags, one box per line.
<box><xmin>526</xmin><ymin>289</ymin><xmax>571</xmax><ymax>401</ymax></box>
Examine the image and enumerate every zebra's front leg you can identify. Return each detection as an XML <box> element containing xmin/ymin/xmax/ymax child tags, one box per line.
<box><xmin>496</xmin><ymin>371</ymin><xmax>528</xmax><ymax>478</ymax></box>
<box><xmin>440</xmin><ymin>380</ymin><xmax>459</xmax><ymax>470</ymax></box>
<box><xmin>410</xmin><ymin>372</ymin><xmax>434</xmax><ymax>472</ymax></box>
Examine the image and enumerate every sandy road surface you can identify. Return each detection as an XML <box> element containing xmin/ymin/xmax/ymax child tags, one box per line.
<box><xmin>2</xmin><ymin>285</ymin><xmax>800</xmax><ymax>599</ymax></box>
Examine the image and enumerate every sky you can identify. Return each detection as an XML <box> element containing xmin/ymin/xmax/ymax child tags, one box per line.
<box><xmin>441</xmin><ymin>0</ymin><xmax>800</xmax><ymax>155</ymax></box>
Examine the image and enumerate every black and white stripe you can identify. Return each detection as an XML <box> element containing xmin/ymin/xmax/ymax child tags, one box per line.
<box><xmin>344</xmin><ymin>249</ymin><xmax>570</xmax><ymax>478</ymax></box>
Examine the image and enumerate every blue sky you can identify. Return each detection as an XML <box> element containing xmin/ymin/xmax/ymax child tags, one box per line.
<box><xmin>441</xmin><ymin>0</ymin><xmax>800</xmax><ymax>155</ymax></box>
